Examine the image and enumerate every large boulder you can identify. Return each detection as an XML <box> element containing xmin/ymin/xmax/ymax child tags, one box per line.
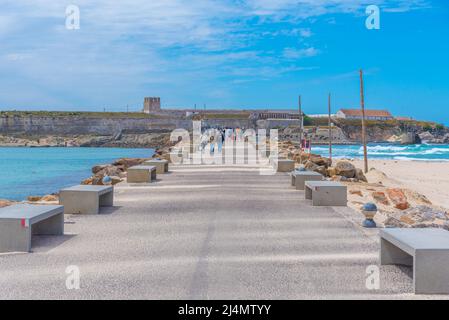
<box><xmin>315</xmin><ymin>166</ymin><xmax>328</xmax><ymax>176</ymax></box>
<box><xmin>310</xmin><ymin>155</ymin><xmax>332</xmax><ymax>168</ymax></box>
<box><xmin>97</xmin><ymin>165</ymin><xmax>123</xmax><ymax>177</ymax></box>
<box><xmin>27</xmin><ymin>196</ymin><xmax>42</xmax><ymax>202</ymax></box>
<box><xmin>400</xmin><ymin>132</ymin><xmax>421</xmax><ymax>145</ymax></box>
<box><xmin>110</xmin><ymin>176</ymin><xmax>123</xmax><ymax>185</ymax></box>
<box><xmin>41</xmin><ymin>194</ymin><xmax>58</xmax><ymax>202</ymax></box>
<box><xmin>81</xmin><ymin>177</ymin><xmax>94</xmax><ymax>185</ymax></box>
<box><xmin>304</xmin><ymin>160</ymin><xmax>319</xmax><ymax>172</ymax></box>
<box><xmin>372</xmin><ymin>191</ymin><xmax>390</xmax><ymax>205</ymax></box>
<box><xmin>443</xmin><ymin>133</ymin><xmax>449</xmax><ymax>143</ymax></box>
<box><xmin>0</xmin><ymin>199</ymin><xmax>14</xmax><ymax>208</ymax></box>
<box><xmin>418</xmin><ymin>131</ymin><xmax>434</xmax><ymax>142</ymax></box>
<box><xmin>92</xmin><ymin>164</ymin><xmax>110</xmax><ymax>174</ymax></box>
<box><xmin>335</xmin><ymin>161</ymin><xmax>356</xmax><ymax>178</ymax></box>
<box><xmin>355</xmin><ymin>169</ymin><xmax>368</xmax><ymax>183</ymax></box>
<box><xmin>386</xmin><ymin>188</ymin><xmax>410</xmax><ymax>210</ymax></box>
<box><xmin>112</xmin><ymin>158</ymin><xmax>146</xmax><ymax>170</ymax></box>
<box><xmin>326</xmin><ymin>167</ymin><xmax>337</xmax><ymax>177</ymax></box>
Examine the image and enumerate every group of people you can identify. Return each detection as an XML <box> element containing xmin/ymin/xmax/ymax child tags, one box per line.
<box><xmin>199</xmin><ymin>127</ymin><xmax>247</xmax><ymax>154</ymax></box>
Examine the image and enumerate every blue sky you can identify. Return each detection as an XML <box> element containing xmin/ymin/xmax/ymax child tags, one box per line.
<box><xmin>1</xmin><ymin>0</ymin><xmax>448</xmax><ymax>124</ymax></box>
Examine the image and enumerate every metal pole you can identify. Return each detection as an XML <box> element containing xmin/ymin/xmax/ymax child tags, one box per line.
<box><xmin>360</xmin><ymin>70</ymin><xmax>368</xmax><ymax>173</ymax></box>
<box><xmin>298</xmin><ymin>95</ymin><xmax>303</xmax><ymax>151</ymax></box>
<box><xmin>328</xmin><ymin>93</ymin><xmax>332</xmax><ymax>162</ymax></box>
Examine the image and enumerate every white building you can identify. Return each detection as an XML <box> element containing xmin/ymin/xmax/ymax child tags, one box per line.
<box><xmin>336</xmin><ymin>109</ymin><xmax>393</xmax><ymax>121</ymax></box>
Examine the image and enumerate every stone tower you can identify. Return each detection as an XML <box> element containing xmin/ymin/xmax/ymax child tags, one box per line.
<box><xmin>143</xmin><ymin>97</ymin><xmax>161</xmax><ymax>114</ymax></box>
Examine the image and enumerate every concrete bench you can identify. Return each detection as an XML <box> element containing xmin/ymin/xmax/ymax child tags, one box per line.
<box><xmin>380</xmin><ymin>228</ymin><xmax>449</xmax><ymax>294</ymax></box>
<box><xmin>276</xmin><ymin>159</ymin><xmax>295</xmax><ymax>173</ymax></box>
<box><xmin>127</xmin><ymin>165</ymin><xmax>157</xmax><ymax>183</ymax></box>
<box><xmin>59</xmin><ymin>185</ymin><xmax>114</xmax><ymax>214</ymax></box>
<box><xmin>305</xmin><ymin>181</ymin><xmax>347</xmax><ymax>206</ymax></box>
<box><xmin>0</xmin><ymin>204</ymin><xmax>64</xmax><ymax>253</ymax></box>
<box><xmin>291</xmin><ymin>170</ymin><xmax>324</xmax><ymax>190</ymax></box>
<box><xmin>143</xmin><ymin>159</ymin><xmax>169</xmax><ymax>174</ymax></box>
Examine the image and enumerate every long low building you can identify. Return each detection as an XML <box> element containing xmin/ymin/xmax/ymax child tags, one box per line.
<box><xmin>336</xmin><ymin>109</ymin><xmax>394</xmax><ymax>121</ymax></box>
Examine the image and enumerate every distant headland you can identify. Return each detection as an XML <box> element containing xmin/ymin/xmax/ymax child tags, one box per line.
<box><xmin>1</xmin><ymin>96</ymin><xmax>448</xmax><ymax>148</ymax></box>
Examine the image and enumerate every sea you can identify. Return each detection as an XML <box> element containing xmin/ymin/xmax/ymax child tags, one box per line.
<box><xmin>312</xmin><ymin>143</ymin><xmax>449</xmax><ymax>162</ymax></box>
<box><xmin>1</xmin><ymin>144</ymin><xmax>448</xmax><ymax>201</ymax></box>
<box><xmin>0</xmin><ymin>147</ymin><xmax>154</xmax><ymax>201</ymax></box>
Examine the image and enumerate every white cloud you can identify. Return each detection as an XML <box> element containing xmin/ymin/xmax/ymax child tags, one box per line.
<box><xmin>0</xmin><ymin>0</ymin><xmax>430</xmax><ymax>108</ymax></box>
<box><xmin>283</xmin><ymin>47</ymin><xmax>320</xmax><ymax>59</ymax></box>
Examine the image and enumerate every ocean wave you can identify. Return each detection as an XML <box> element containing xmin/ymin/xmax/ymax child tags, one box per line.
<box><xmin>311</xmin><ymin>143</ymin><xmax>449</xmax><ymax>161</ymax></box>
<box><xmin>393</xmin><ymin>156</ymin><xmax>449</xmax><ymax>162</ymax></box>
<box><xmin>363</xmin><ymin>145</ymin><xmax>410</xmax><ymax>152</ymax></box>
<box><xmin>423</xmin><ymin>148</ymin><xmax>449</xmax><ymax>155</ymax></box>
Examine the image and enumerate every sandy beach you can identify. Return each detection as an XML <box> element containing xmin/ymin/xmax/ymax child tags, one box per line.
<box><xmin>352</xmin><ymin>159</ymin><xmax>449</xmax><ymax>210</ymax></box>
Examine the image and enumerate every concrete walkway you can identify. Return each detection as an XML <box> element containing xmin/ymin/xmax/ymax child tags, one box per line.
<box><xmin>0</xmin><ymin>162</ymin><xmax>443</xmax><ymax>299</ymax></box>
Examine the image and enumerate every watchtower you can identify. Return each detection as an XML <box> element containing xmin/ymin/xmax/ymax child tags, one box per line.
<box><xmin>143</xmin><ymin>97</ymin><xmax>161</xmax><ymax>114</ymax></box>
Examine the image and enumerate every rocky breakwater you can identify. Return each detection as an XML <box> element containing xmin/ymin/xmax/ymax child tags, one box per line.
<box><xmin>278</xmin><ymin>140</ymin><xmax>367</xmax><ymax>182</ymax></box>
<box><xmin>0</xmin><ymin>199</ymin><xmax>16</xmax><ymax>208</ymax></box>
<box><xmin>81</xmin><ymin>145</ymin><xmax>173</xmax><ymax>185</ymax></box>
<box><xmin>0</xmin><ymin>132</ymin><xmax>172</xmax><ymax>148</ymax></box>
<box><xmin>81</xmin><ymin>158</ymin><xmax>147</xmax><ymax>185</ymax></box>
<box><xmin>277</xmin><ymin>140</ymin><xmax>449</xmax><ymax>230</ymax></box>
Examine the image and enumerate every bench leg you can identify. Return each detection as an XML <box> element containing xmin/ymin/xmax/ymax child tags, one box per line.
<box><xmin>100</xmin><ymin>191</ymin><xmax>114</xmax><ymax>207</ymax></box>
<box><xmin>151</xmin><ymin>170</ymin><xmax>157</xmax><ymax>181</ymax></box>
<box><xmin>0</xmin><ymin>220</ymin><xmax>31</xmax><ymax>253</ymax></box>
<box><xmin>32</xmin><ymin>213</ymin><xmax>64</xmax><ymax>235</ymax></box>
<box><xmin>380</xmin><ymin>238</ymin><xmax>413</xmax><ymax>266</ymax></box>
<box><xmin>305</xmin><ymin>186</ymin><xmax>312</xmax><ymax>200</ymax></box>
<box><xmin>414</xmin><ymin>250</ymin><xmax>449</xmax><ymax>294</ymax></box>
<box><xmin>312</xmin><ymin>188</ymin><xmax>347</xmax><ymax>206</ymax></box>
<box><xmin>296</xmin><ymin>177</ymin><xmax>306</xmax><ymax>190</ymax></box>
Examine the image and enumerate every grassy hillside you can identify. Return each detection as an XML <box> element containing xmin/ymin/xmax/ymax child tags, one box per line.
<box><xmin>0</xmin><ymin>110</ymin><xmax>164</xmax><ymax>119</ymax></box>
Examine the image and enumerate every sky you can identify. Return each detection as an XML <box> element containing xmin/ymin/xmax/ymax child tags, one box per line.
<box><xmin>0</xmin><ymin>0</ymin><xmax>448</xmax><ymax>124</ymax></box>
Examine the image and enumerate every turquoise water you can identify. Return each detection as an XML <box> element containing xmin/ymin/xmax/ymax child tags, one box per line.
<box><xmin>0</xmin><ymin>147</ymin><xmax>154</xmax><ymax>201</ymax></box>
<box><xmin>312</xmin><ymin>143</ymin><xmax>449</xmax><ymax>161</ymax></box>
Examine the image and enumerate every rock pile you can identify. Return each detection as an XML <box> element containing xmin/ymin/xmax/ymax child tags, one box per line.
<box><xmin>278</xmin><ymin>140</ymin><xmax>368</xmax><ymax>182</ymax></box>
<box><xmin>418</xmin><ymin>131</ymin><xmax>449</xmax><ymax>144</ymax></box>
<box><xmin>82</xmin><ymin>158</ymin><xmax>150</xmax><ymax>185</ymax></box>
<box><xmin>384</xmin><ymin>206</ymin><xmax>449</xmax><ymax>230</ymax></box>
<box><xmin>27</xmin><ymin>194</ymin><xmax>59</xmax><ymax>203</ymax></box>
<box><xmin>0</xmin><ymin>199</ymin><xmax>15</xmax><ymax>208</ymax></box>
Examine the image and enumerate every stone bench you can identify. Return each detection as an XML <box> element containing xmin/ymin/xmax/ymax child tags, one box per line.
<box><xmin>291</xmin><ymin>170</ymin><xmax>324</xmax><ymax>190</ymax></box>
<box><xmin>380</xmin><ymin>228</ymin><xmax>449</xmax><ymax>294</ymax></box>
<box><xmin>127</xmin><ymin>165</ymin><xmax>157</xmax><ymax>183</ymax></box>
<box><xmin>143</xmin><ymin>159</ymin><xmax>169</xmax><ymax>174</ymax></box>
<box><xmin>59</xmin><ymin>185</ymin><xmax>114</xmax><ymax>214</ymax></box>
<box><xmin>305</xmin><ymin>181</ymin><xmax>347</xmax><ymax>206</ymax></box>
<box><xmin>0</xmin><ymin>204</ymin><xmax>64</xmax><ymax>253</ymax></box>
<box><xmin>275</xmin><ymin>159</ymin><xmax>295</xmax><ymax>173</ymax></box>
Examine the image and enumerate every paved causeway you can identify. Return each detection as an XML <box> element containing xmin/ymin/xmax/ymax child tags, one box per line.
<box><xmin>0</xmin><ymin>162</ymin><xmax>440</xmax><ymax>299</ymax></box>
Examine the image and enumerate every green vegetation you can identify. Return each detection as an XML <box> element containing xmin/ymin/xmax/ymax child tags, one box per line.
<box><xmin>193</xmin><ymin>112</ymin><xmax>250</xmax><ymax>120</ymax></box>
<box><xmin>303</xmin><ymin>114</ymin><xmax>313</xmax><ymax>126</ymax></box>
<box><xmin>0</xmin><ymin>110</ymin><xmax>165</xmax><ymax>119</ymax></box>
